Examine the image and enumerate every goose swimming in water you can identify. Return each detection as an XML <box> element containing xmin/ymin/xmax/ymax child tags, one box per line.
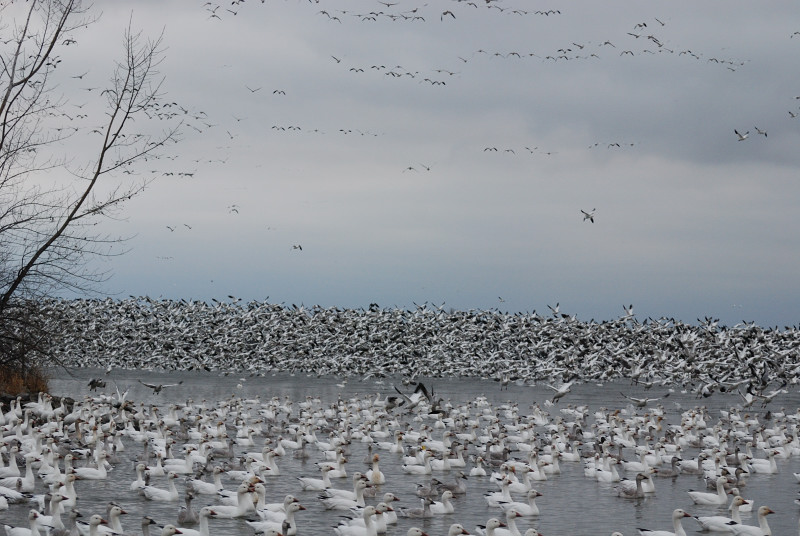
<box><xmin>688</xmin><ymin>475</ymin><xmax>727</xmax><ymax>505</ymax></box>
<box><xmin>175</xmin><ymin>507</ymin><xmax>216</xmax><ymax>536</ymax></box>
<box><xmin>637</xmin><ymin>508</ymin><xmax>692</xmax><ymax>536</ymax></box>
<box><xmin>246</xmin><ymin>502</ymin><xmax>305</xmax><ymax>536</ymax></box>
<box><xmin>693</xmin><ymin>495</ymin><xmax>747</xmax><ymax>532</ymax></box>
<box><xmin>141</xmin><ymin>471</ymin><xmax>180</xmax><ymax>502</ymax></box>
<box><xmin>727</xmin><ymin>506</ymin><xmax>774</xmax><ymax>536</ymax></box>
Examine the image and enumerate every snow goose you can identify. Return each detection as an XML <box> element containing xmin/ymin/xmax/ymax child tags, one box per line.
<box><xmin>159</xmin><ymin>526</ymin><xmax>183</xmax><ymax>536</ymax></box>
<box><xmin>595</xmin><ymin>457</ymin><xmax>621</xmax><ymax>482</ymax></box>
<box><xmin>246</xmin><ymin>502</ymin><xmax>305</xmax><ymax>536</ymax></box>
<box><xmin>35</xmin><ymin>493</ymin><xmax>67</xmax><ymax>531</ymax></box>
<box><xmin>693</xmin><ymin>495</ymin><xmax>746</xmax><ymax>532</ymax></box>
<box><xmin>429</xmin><ymin>490</ymin><xmax>455</xmax><ymax>515</ymax></box>
<box><xmin>74</xmin><ymin>503</ymin><xmax>125</xmax><ymax>536</ymax></box>
<box><xmin>727</xmin><ymin>488</ymin><xmax>753</xmax><ymax>513</ymax></box>
<box><xmin>253</xmin><ymin>530</ymin><xmax>282</xmax><ymax>536</ymax></box>
<box><xmin>177</xmin><ymin>491</ymin><xmax>199</xmax><ymax>526</ymax></box>
<box><xmin>475</xmin><ymin>518</ymin><xmax>507</xmax><ymax>536</ymax></box>
<box><xmin>50</xmin><ymin>510</ymin><xmax>83</xmax><ymax>536</ymax></box>
<box><xmin>727</xmin><ymin>506</ymin><xmax>773</xmax><ymax>536</ymax></box>
<box><xmin>678</xmin><ymin>452</ymin><xmax>707</xmax><ymax>475</ymax></box>
<box><xmin>141</xmin><ymin>471</ymin><xmax>180</xmax><ymax>502</ymax></box>
<box><xmin>484</xmin><ymin>477</ymin><xmax>513</xmax><ymax>506</ymax></box>
<box><xmin>745</xmin><ymin>450</ymin><xmax>778</xmax><ymax>474</ymax></box>
<box><xmin>653</xmin><ymin>456</ymin><xmax>681</xmax><ymax>478</ymax></box>
<box><xmin>397</xmin><ymin>498</ymin><xmax>433</xmax><ymax>519</ymax></box>
<box><xmin>76</xmin><ymin>515</ymin><xmax>110</xmax><ymax>536</ymax></box>
<box><xmin>297</xmin><ymin>464</ymin><xmax>333</xmax><ymax>490</ymax></box>
<box><xmin>0</xmin><ymin>446</ymin><xmax>20</xmax><ymax>478</ymax></box>
<box><xmin>365</xmin><ymin>454</ymin><xmax>385</xmax><ymax>485</ymax></box>
<box><xmin>433</xmin><ymin>471</ymin><xmax>469</xmax><ymax>495</ymax></box>
<box><xmin>446</xmin><ymin>525</ymin><xmax>470</xmax><ymax>536</ymax></box>
<box><xmin>104</xmin><ymin>504</ymin><xmax>128</xmax><ymax>535</ymax></box>
<box><xmin>637</xmin><ymin>508</ymin><xmax>692</xmax><ymax>536</ymax></box>
<box><xmin>688</xmin><ymin>475</ymin><xmax>727</xmax><ymax>505</ymax></box>
<box><xmin>620</xmin><ymin>449</ymin><xmax>649</xmax><ymax>473</ymax></box>
<box><xmin>340</xmin><ymin>502</ymin><xmax>393</xmax><ymax>533</ymax></box>
<box><xmin>333</xmin><ymin>505</ymin><xmax>378</xmax><ymax>536</ymax></box>
<box><xmin>320</xmin><ymin>479</ymin><xmax>370</xmax><ymax>510</ymax></box>
<box><xmin>0</xmin><ymin>455</ymin><xmax>37</xmax><ymax>492</ymax></box>
<box><xmin>321</xmin><ymin>473</ymin><xmax>368</xmax><ymax>500</ymax></box>
<box><xmin>614</xmin><ymin>472</ymin><xmax>646</xmax><ymax>499</ymax></box>
<box><xmin>208</xmin><ymin>482</ymin><xmax>255</xmax><ymax>518</ymax></box>
<box><xmin>470</xmin><ymin>456</ymin><xmax>488</xmax><ymax>477</ymax></box>
<box><xmin>58</xmin><ymin>473</ymin><xmax>79</xmax><ymax>508</ymax></box>
<box><xmin>4</xmin><ymin>509</ymin><xmax>45</xmax><ymax>536</ymax></box>
<box><xmin>71</xmin><ymin>451</ymin><xmax>109</xmax><ymax>480</ymax></box>
<box><xmin>494</xmin><ymin>509</ymin><xmax>524</xmax><ymax>536</ymax></box>
<box><xmin>186</xmin><ymin>466</ymin><xmax>224</xmax><ymax>495</ymax></box>
<box><xmin>402</xmin><ymin>450</ymin><xmax>433</xmax><ymax>475</ymax></box>
<box><xmin>256</xmin><ymin>494</ymin><xmax>298</xmax><ymax>519</ymax></box>
<box><xmin>130</xmin><ymin>463</ymin><xmax>147</xmax><ymax>491</ymax></box>
<box><xmin>175</xmin><ymin>507</ymin><xmax>215</xmax><ymax>536</ymax></box>
<box><xmin>498</xmin><ymin>489</ymin><xmax>542</xmax><ymax>516</ymax></box>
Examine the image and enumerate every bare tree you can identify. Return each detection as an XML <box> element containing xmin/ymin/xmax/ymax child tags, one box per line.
<box><xmin>0</xmin><ymin>0</ymin><xmax>183</xmax><ymax>372</ymax></box>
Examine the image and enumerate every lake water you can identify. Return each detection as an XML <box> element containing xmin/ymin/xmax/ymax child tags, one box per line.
<box><xmin>6</xmin><ymin>368</ymin><xmax>799</xmax><ymax>536</ymax></box>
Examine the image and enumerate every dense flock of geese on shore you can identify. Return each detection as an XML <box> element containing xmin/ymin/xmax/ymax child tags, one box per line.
<box><xmin>2</xmin><ymin>370</ymin><xmax>800</xmax><ymax>536</ymax></box>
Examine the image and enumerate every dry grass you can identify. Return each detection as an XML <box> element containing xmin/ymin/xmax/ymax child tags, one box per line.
<box><xmin>0</xmin><ymin>364</ymin><xmax>50</xmax><ymax>395</ymax></box>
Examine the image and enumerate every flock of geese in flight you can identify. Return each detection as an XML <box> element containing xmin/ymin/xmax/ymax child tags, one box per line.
<box><xmin>39</xmin><ymin>297</ymin><xmax>800</xmax><ymax>399</ymax></box>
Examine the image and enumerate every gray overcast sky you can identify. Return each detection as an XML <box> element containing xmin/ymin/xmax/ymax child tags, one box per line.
<box><xmin>39</xmin><ymin>1</ymin><xmax>800</xmax><ymax>326</ymax></box>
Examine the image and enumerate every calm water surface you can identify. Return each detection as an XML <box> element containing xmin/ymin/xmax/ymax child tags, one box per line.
<box><xmin>13</xmin><ymin>368</ymin><xmax>800</xmax><ymax>536</ymax></box>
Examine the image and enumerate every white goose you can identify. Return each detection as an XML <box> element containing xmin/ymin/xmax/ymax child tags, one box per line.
<box><xmin>246</xmin><ymin>502</ymin><xmax>305</xmax><ymax>536</ymax></box>
<box><xmin>321</xmin><ymin>479</ymin><xmax>370</xmax><ymax>510</ymax></box>
<box><xmin>429</xmin><ymin>490</ymin><xmax>455</xmax><ymax>515</ymax></box>
<box><xmin>475</xmin><ymin>518</ymin><xmax>507</xmax><ymax>536</ymax></box>
<box><xmin>256</xmin><ymin>494</ymin><xmax>299</xmax><ymax>520</ymax></box>
<box><xmin>71</xmin><ymin>452</ymin><xmax>109</xmax><ymax>480</ymax></box>
<box><xmin>4</xmin><ymin>509</ymin><xmax>45</xmax><ymax>536</ymax></box>
<box><xmin>141</xmin><ymin>471</ymin><xmax>180</xmax><ymax>501</ymax></box>
<box><xmin>175</xmin><ymin>507</ymin><xmax>215</xmax><ymax>536</ymax></box>
<box><xmin>693</xmin><ymin>496</ymin><xmax>746</xmax><ymax>532</ymax></box>
<box><xmin>159</xmin><ymin>526</ymin><xmax>183</xmax><ymax>536</ymax></box>
<box><xmin>333</xmin><ymin>505</ymin><xmax>378</xmax><ymax>536</ymax></box>
<box><xmin>688</xmin><ymin>475</ymin><xmax>727</xmax><ymax>505</ymax></box>
<box><xmin>322</xmin><ymin>473</ymin><xmax>368</xmax><ymax>500</ymax></box>
<box><xmin>494</xmin><ymin>509</ymin><xmax>524</xmax><ymax>536</ymax></box>
<box><xmin>77</xmin><ymin>515</ymin><xmax>110</xmax><ymax>536</ymax></box>
<box><xmin>728</xmin><ymin>506</ymin><xmax>774</xmax><ymax>536</ymax></box>
<box><xmin>297</xmin><ymin>464</ymin><xmax>333</xmax><ymax>491</ymax></box>
<box><xmin>498</xmin><ymin>489</ymin><xmax>542</xmax><ymax>516</ymax></box>
<box><xmin>484</xmin><ymin>477</ymin><xmax>513</xmax><ymax>507</ymax></box>
<box><xmin>208</xmin><ymin>482</ymin><xmax>255</xmax><ymax>518</ymax></box>
<box><xmin>187</xmin><ymin>466</ymin><xmax>225</xmax><ymax>495</ymax></box>
<box><xmin>130</xmin><ymin>463</ymin><xmax>148</xmax><ymax>491</ymax></box>
<box><xmin>745</xmin><ymin>450</ymin><xmax>778</xmax><ymax>474</ymax></box>
<box><xmin>447</xmin><ymin>525</ymin><xmax>470</xmax><ymax>536</ymax></box>
<box><xmin>365</xmin><ymin>454</ymin><xmax>386</xmax><ymax>485</ymax></box>
<box><xmin>0</xmin><ymin>446</ymin><xmax>20</xmax><ymax>478</ymax></box>
<box><xmin>339</xmin><ymin>502</ymin><xmax>393</xmax><ymax>533</ymax></box>
<box><xmin>0</xmin><ymin>455</ymin><xmax>37</xmax><ymax>492</ymax></box>
<box><xmin>637</xmin><ymin>508</ymin><xmax>691</xmax><ymax>536</ymax></box>
<box><xmin>470</xmin><ymin>456</ymin><xmax>488</xmax><ymax>477</ymax></box>
<box><xmin>402</xmin><ymin>450</ymin><xmax>433</xmax><ymax>475</ymax></box>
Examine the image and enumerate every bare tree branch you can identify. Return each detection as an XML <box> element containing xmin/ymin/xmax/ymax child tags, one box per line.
<box><xmin>0</xmin><ymin>1</ymin><xmax>185</xmax><ymax>372</ymax></box>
